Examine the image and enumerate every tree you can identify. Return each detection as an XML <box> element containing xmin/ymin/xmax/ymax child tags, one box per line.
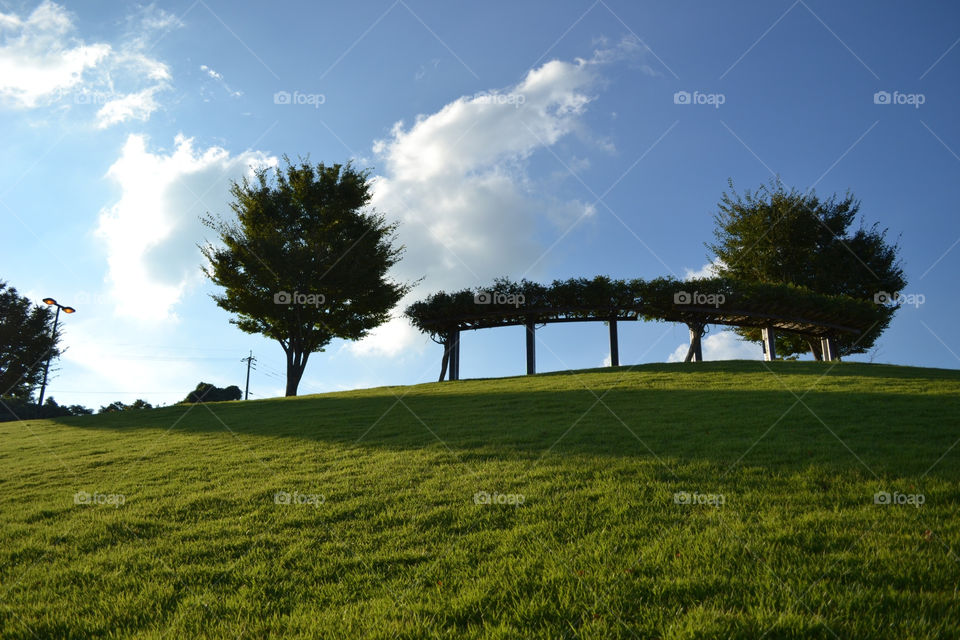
<box><xmin>706</xmin><ymin>179</ymin><xmax>906</xmax><ymax>358</ymax></box>
<box><xmin>0</xmin><ymin>396</ymin><xmax>92</xmax><ymax>422</ymax></box>
<box><xmin>0</xmin><ymin>281</ymin><xmax>61</xmax><ymax>399</ymax></box>
<box><xmin>98</xmin><ymin>399</ymin><xmax>153</xmax><ymax>414</ymax></box>
<box><xmin>182</xmin><ymin>382</ymin><xmax>242</xmax><ymax>403</ymax></box>
<box><xmin>201</xmin><ymin>159</ymin><xmax>411</xmax><ymax>396</ymax></box>
<box><xmin>65</xmin><ymin>403</ymin><xmax>94</xmax><ymax>416</ymax></box>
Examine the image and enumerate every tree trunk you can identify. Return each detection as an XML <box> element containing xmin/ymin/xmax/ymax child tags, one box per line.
<box><xmin>438</xmin><ymin>334</ymin><xmax>450</xmax><ymax>382</ymax></box>
<box><xmin>684</xmin><ymin>323</ymin><xmax>704</xmax><ymax>363</ymax></box>
<box><xmin>284</xmin><ymin>348</ymin><xmax>309</xmax><ymax>396</ymax></box>
<box><xmin>807</xmin><ymin>338</ymin><xmax>823</xmax><ymax>361</ymax></box>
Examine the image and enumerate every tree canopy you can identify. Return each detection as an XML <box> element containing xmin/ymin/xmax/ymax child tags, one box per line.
<box><xmin>98</xmin><ymin>399</ymin><xmax>154</xmax><ymax>414</ymax></box>
<box><xmin>406</xmin><ymin>276</ymin><xmax>885</xmax><ymax>335</ymax></box>
<box><xmin>0</xmin><ymin>396</ymin><xmax>92</xmax><ymax>422</ymax></box>
<box><xmin>707</xmin><ymin>179</ymin><xmax>906</xmax><ymax>358</ymax></box>
<box><xmin>201</xmin><ymin>159</ymin><xmax>411</xmax><ymax>396</ymax></box>
<box><xmin>182</xmin><ymin>382</ymin><xmax>242</xmax><ymax>403</ymax></box>
<box><xmin>406</xmin><ymin>274</ymin><xmax>887</xmax><ymax>378</ymax></box>
<box><xmin>0</xmin><ymin>281</ymin><xmax>60</xmax><ymax>400</ymax></box>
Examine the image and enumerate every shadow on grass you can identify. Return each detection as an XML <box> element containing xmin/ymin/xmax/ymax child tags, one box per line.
<box><xmin>45</xmin><ymin>362</ymin><xmax>960</xmax><ymax>480</ymax></box>
<box><xmin>534</xmin><ymin>359</ymin><xmax>960</xmax><ymax>382</ymax></box>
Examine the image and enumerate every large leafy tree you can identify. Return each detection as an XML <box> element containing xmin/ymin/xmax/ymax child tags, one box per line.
<box><xmin>201</xmin><ymin>160</ymin><xmax>411</xmax><ymax>396</ymax></box>
<box><xmin>0</xmin><ymin>281</ymin><xmax>61</xmax><ymax>400</ymax></box>
<box><xmin>706</xmin><ymin>179</ymin><xmax>906</xmax><ymax>358</ymax></box>
<box><xmin>182</xmin><ymin>382</ymin><xmax>242</xmax><ymax>403</ymax></box>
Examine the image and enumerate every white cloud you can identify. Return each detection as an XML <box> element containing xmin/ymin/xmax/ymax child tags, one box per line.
<box><xmin>349</xmin><ymin>41</ymin><xmax>645</xmax><ymax>358</ymax></box>
<box><xmin>589</xmin><ymin>34</ymin><xmax>660</xmax><ymax>76</ymax></box>
<box><xmin>667</xmin><ymin>329</ymin><xmax>762</xmax><ymax>362</ymax></box>
<box><xmin>685</xmin><ymin>257</ymin><xmax>724</xmax><ymax>280</ymax></box>
<box><xmin>344</xmin><ymin>317</ymin><xmax>430</xmax><ymax>359</ymax></box>
<box><xmin>58</xmin><ymin>319</ymin><xmax>201</xmax><ymax>406</ymax></box>
<box><xmin>199</xmin><ymin>63</ymin><xmax>243</xmax><ymax>98</ymax></box>
<box><xmin>136</xmin><ymin>7</ymin><xmax>183</xmax><ymax>34</ymax></box>
<box><xmin>96</xmin><ymin>85</ymin><xmax>164</xmax><ymax>128</ymax></box>
<box><xmin>96</xmin><ymin>134</ymin><xmax>276</xmax><ymax>322</ymax></box>
<box><xmin>0</xmin><ymin>2</ymin><xmax>175</xmax><ymax>124</ymax></box>
<box><xmin>200</xmin><ymin>64</ymin><xmax>222</xmax><ymax>80</ymax></box>
<box><xmin>0</xmin><ymin>1</ymin><xmax>110</xmax><ymax>107</ymax></box>
<box><xmin>376</xmin><ymin>59</ymin><xmax>595</xmax><ymax>183</ymax></box>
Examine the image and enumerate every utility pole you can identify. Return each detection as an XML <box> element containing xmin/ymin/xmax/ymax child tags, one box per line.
<box><xmin>241</xmin><ymin>351</ymin><xmax>256</xmax><ymax>400</ymax></box>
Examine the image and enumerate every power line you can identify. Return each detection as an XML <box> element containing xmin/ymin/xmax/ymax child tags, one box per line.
<box><xmin>79</xmin><ymin>342</ymin><xmax>241</xmax><ymax>352</ymax></box>
<box><xmin>46</xmin><ymin>390</ymin><xmax>185</xmax><ymax>394</ymax></box>
<box><xmin>257</xmin><ymin>361</ymin><xmax>286</xmax><ymax>375</ymax></box>
<box><xmin>94</xmin><ymin>355</ymin><xmax>240</xmax><ymax>362</ymax></box>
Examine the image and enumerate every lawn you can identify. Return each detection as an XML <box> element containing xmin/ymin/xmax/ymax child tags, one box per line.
<box><xmin>1</xmin><ymin>361</ymin><xmax>958</xmax><ymax>638</ymax></box>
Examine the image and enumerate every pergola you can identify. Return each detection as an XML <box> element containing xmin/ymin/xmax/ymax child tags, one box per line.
<box><xmin>405</xmin><ymin>276</ymin><xmax>887</xmax><ymax>382</ymax></box>
<box><xmin>432</xmin><ymin>303</ymin><xmax>854</xmax><ymax>381</ymax></box>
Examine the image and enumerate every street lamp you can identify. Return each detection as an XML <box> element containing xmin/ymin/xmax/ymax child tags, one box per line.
<box><xmin>37</xmin><ymin>298</ymin><xmax>75</xmax><ymax>408</ymax></box>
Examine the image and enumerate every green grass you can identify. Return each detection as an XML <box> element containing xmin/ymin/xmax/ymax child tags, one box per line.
<box><xmin>1</xmin><ymin>360</ymin><xmax>959</xmax><ymax>639</ymax></box>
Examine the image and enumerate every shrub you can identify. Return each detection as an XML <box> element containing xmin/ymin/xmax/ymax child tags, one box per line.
<box><xmin>182</xmin><ymin>382</ymin><xmax>242</xmax><ymax>404</ymax></box>
<box><xmin>0</xmin><ymin>396</ymin><xmax>94</xmax><ymax>422</ymax></box>
<box><xmin>98</xmin><ymin>399</ymin><xmax>153</xmax><ymax>413</ymax></box>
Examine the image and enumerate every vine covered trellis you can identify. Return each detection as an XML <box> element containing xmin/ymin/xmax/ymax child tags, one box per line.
<box><xmin>405</xmin><ymin>276</ymin><xmax>891</xmax><ymax>381</ymax></box>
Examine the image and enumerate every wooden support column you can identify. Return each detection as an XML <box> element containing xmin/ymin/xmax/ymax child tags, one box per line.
<box><xmin>525</xmin><ymin>320</ymin><xmax>536</xmax><ymax>375</ymax></box>
<box><xmin>608</xmin><ymin>319</ymin><xmax>619</xmax><ymax>367</ymax></box>
<box><xmin>439</xmin><ymin>334</ymin><xmax>451</xmax><ymax>382</ymax></box>
<box><xmin>761</xmin><ymin>326</ymin><xmax>776</xmax><ymax>361</ymax></box>
<box><xmin>683</xmin><ymin>323</ymin><xmax>704</xmax><ymax>363</ymax></box>
<box><xmin>689</xmin><ymin>324</ymin><xmax>703</xmax><ymax>362</ymax></box>
<box><xmin>450</xmin><ymin>329</ymin><xmax>460</xmax><ymax>380</ymax></box>
<box><xmin>821</xmin><ymin>336</ymin><xmax>837</xmax><ymax>362</ymax></box>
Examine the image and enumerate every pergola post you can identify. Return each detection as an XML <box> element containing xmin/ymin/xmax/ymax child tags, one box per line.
<box><xmin>450</xmin><ymin>329</ymin><xmax>460</xmax><ymax>380</ymax></box>
<box><xmin>761</xmin><ymin>326</ymin><xmax>776</xmax><ymax>361</ymax></box>
<box><xmin>439</xmin><ymin>334</ymin><xmax>451</xmax><ymax>382</ymax></box>
<box><xmin>608</xmin><ymin>319</ymin><xmax>619</xmax><ymax>367</ymax></box>
<box><xmin>821</xmin><ymin>336</ymin><xmax>837</xmax><ymax>362</ymax></box>
<box><xmin>525</xmin><ymin>320</ymin><xmax>536</xmax><ymax>375</ymax></box>
<box><xmin>684</xmin><ymin>324</ymin><xmax>703</xmax><ymax>363</ymax></box>
<box><xmin>682</xmin><ymin>323</ymin><xmax>704</xmax><ymax>363</ymax></box>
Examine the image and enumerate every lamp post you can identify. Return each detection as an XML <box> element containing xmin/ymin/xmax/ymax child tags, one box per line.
<box><xmin>37</xmin><ymin>298</ymin><xmax>75</xmax><ymax>408</ymax></box>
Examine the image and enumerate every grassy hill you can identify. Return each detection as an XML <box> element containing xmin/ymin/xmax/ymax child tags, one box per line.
<box><xmin>1</xmin><ymin>361</ymin><xmax>958</xmax><ymax>639</ymax></box>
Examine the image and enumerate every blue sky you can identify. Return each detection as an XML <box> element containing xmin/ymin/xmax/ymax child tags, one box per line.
<box><xmin>2</xmin><ymin>0</ymin><xmax>958</xmax><ymax>407</ymax></box>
